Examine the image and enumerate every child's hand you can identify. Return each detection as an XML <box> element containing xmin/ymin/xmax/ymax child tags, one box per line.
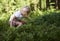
<box><xmin>27</xmin><ymin>17</ymin><xmax>32</xmax><ymax>21</ymax></box>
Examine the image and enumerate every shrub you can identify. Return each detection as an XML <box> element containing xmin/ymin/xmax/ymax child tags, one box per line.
<box><xmin>0</xmin><ymin>12</ymin><xmax>60</xmax><ymax>41</ymax></box>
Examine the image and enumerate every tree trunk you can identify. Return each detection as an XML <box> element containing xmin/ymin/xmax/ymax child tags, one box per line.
<box><xmin>46</xmin><ymin>0</ymin><xmax>50</xmax><ymax>9</ymax></box>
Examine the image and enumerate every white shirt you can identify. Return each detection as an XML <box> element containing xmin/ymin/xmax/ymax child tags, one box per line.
<box><xmin>9</xmin><ymin>10</ymin><xmax>23</xmax><ymax>21</ymax></box>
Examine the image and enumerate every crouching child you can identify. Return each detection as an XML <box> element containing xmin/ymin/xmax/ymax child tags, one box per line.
<box><xmin>9</xmin><ymin>6</ymin><xmax>30</xmax><ymax>27</ymax></box>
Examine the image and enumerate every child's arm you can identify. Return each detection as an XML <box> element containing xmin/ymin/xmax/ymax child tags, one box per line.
<box><xmin>24</xmin><ymin>14</ymin><xmax>31</xmax><ymax>20</ymax></box>
<box><xmin>10</xmin><ymin>21</ymin><xmax>13</xmax><ymax>27</ymax></box>
<box><xmin>10</xmin><ymin>16</ymin><xmax>16</xmax><ymax>27</ymax></box>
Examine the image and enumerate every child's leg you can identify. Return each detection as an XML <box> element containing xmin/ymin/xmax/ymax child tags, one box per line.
<box><xmin>15</xmin><ymin>21</ymin><xmax>23</xmax><ymax>27</ymax></box>
<box><xmin>10</xmin><ymin>20</ymin><xmax>25</xmax><ymax>27</ymax></box>
<box><xmin>9</xmin><ymin>20</ymin><xmax>18</xmax><ymax>27</ymax></box>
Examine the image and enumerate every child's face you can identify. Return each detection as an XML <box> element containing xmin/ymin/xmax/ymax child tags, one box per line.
<box><xmin>22</xmin><ymin>10</ymin><xmax>28</xmax><ymax>15</ymax></box>
<box><xmin>21</xmin><ymin>8</ymin><xmax>30</xmax><ymax>16</ymax></box>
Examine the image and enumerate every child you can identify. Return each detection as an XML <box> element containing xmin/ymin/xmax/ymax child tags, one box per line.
<box><xmin>9</xmin><ymin>6</ymin><xmax>30</xmax><ymax>27</ymax></box>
